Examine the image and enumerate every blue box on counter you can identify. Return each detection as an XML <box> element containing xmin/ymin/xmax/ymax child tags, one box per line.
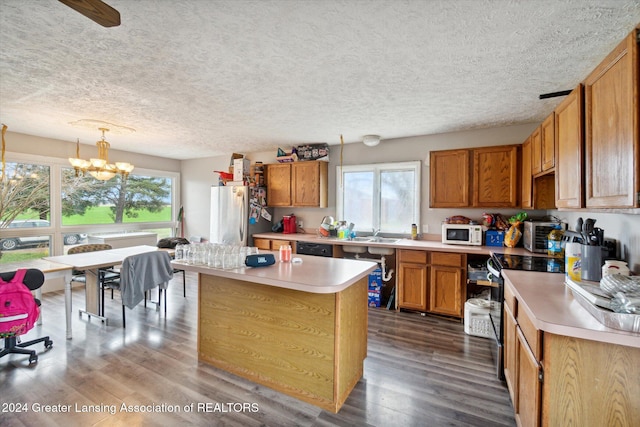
<box><xmin>485</xmin><ymin>230</ymin><xmax>505</xmax><ymax>247</ymax></box>
<box><xmin>368</xmin><ymin>268</ymin><xmax>382</xmax><ymax>307</ymax></box>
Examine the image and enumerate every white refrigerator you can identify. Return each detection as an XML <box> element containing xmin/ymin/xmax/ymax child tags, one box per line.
<box><xmin>210</xmin><ymin>185</ymin><xmax>273</xmax><ymax>246</ymax></box>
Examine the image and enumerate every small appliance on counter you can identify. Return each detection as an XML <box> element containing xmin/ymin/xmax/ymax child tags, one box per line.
<box><xmin>282</xmin><ymin>214</ymin><xmax>297</xmax><ymax>234</ymax></box>
<box><xmin>523</xmin><ymin>220</ymin><xmax>566</xmax><ymax>253</ymax></box>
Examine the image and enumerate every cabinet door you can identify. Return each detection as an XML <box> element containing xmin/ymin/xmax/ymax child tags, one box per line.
<box><xmin>555</xmin><ymin>85</ymin><xmax>584</xmax><ymax>209</ymax></box>
<box><xmin>292</xmin><ymin>161</ymin><xmax>328</xmax><ymax>207</ymax></box>
<box><xmin>472</xmin><ymin>145</ymin><xmax>519</xmax><ymax>207</ymax></box>
<box><xmin>531</xmin><ymin>126</ymin><xmax>542</xmax><ymax>175</ymax></box>
<box><xmin>515</xmin><ymin>327</ymin><xmax>542</xmax><ymax>427</ymax></box>
<box><xmin>521</xmin><ymin>137</ymin><xmax>533</xmax><ymax>209</ymax></box>
<box><xmin>429</xmin><ymin>265</ymin><xmax>463</xmax><ymax>317</ymax></box>
<box><xmin>270</xmin><ymin>240</ymin><xmax>291</xmax><ymax>251</ymax></box>
<box><xmin>541</xmin><ymin>113</ymin><xmax>555</xmax><ymax>172</ymax></box>
<box><xmin>503</xmin><ymin>304</ymin><xmax>518</xmax><ymax>406</ymax></box>
<box><xmin>266</xmin><ymin>164</ymin><xmax>292</xmax><ymax>207</ymax></box>
<box><xmin>584</xmin><ymin>30</ymin><xmax>639</xmax><ymax>208</ymax></box>
<box><xmin>398</xmin><ymin>262</ymin><xmax>428</xmax><ymax>311</ymax></box>
<box><xmin>430</xmin><ymin>149</ymin><xmax>470</xmax><ymax>208</ymax></box>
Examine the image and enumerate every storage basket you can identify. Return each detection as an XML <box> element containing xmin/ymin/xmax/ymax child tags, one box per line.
<box><xmin>464</xmin><ymin>298</ymin><xmax>492</xmax><ymax>338</ymax></box>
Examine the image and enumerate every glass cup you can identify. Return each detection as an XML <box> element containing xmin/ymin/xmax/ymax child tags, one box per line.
<box><xmin>279</xmin><ymin>244</ymin><xmax>292</xmax><ymax>263</ymax></box>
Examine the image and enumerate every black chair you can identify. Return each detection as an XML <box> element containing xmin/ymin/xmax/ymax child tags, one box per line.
<box><xmin>0</xmin><ymin>269</ymin><xmax>53</xmax><ymax>365</ymax></box>
<box><xmin>67</xmin><ymin>244</ymin><xmax>120</xmax><ymax>314</ymax></box>
<box><xmin>102</xmin><ymin>251</ymin><xmax>174</xmax><ymax>328</ymax></box>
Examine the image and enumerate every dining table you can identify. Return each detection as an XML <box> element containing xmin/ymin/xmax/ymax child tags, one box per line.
<box><xmin>44</xmin><ymin>245</ymin><xmax>170</xmax><ymax>338</ymax></box>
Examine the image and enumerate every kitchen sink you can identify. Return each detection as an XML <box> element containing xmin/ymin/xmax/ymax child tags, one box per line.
<box><xmin>368</xmin><ymin>246</ymin><xmax>395</xmax><ymax>255</ymax></box>
<box><xmin>342</xmin><ymin>244</ymin><xmax>367</xmax><ymax>254</ymax></box>
<box><xmin>369</xmin><ymin>237</ymin><xmax>400</xmax><ymax>244</ymax></box>
<box><xmin>351</xmin><ymin>236</ymin><xmax>373</xmax><ymax>242</ymax></box>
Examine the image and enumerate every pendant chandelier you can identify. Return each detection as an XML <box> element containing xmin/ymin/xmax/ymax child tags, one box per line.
<box><xmin>68</xmin><ymin>127</ymin><xmax>134</xmax><ymax>180</ymax></box>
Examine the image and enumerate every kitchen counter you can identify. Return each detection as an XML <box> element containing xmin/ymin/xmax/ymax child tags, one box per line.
<box><xmin>503</xmin><ymin>269</ymin><xmax>640</xmax><ymax>348</ymax></box>
<box><xmin>172</xmin><ymin>254</ymin><xmax>377</xmax><ymax>413</ymax></box>
<box><xmin>253</xmin><ymin>232</ymin><xmax>533</xmax><ymax>256</ymax></box>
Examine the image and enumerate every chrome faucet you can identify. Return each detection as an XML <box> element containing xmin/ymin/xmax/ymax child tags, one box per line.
<box><xmin>372</xmin><ymin>228</ymin><xmax>380</xmax><ymax>237</ymax></box>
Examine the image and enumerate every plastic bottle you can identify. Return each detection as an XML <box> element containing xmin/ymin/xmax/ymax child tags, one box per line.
<box><xmin>547</xmin><ymin>225</ymin><xmax>565</xmax><ymax>259</ymax></box>
<box><xmin>602</xmin><ymin>260</ymin><xmax>630</xmax><ymax>277</ymax></box>
<box><xmin>411</xmin><ymin>224</ymin><xmax>418</xmax><ymax>240</ymax></box>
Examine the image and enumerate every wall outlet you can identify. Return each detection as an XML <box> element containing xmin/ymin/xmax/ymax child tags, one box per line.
<box><xmin>297</xmin><ymin>220</ymin><xmax>304</xmax><ymax>229</ymax></box>
<box><xmin>422</xmin><ymin>224</ymin><xmax>429</xmax><ymax>233</ymax></box>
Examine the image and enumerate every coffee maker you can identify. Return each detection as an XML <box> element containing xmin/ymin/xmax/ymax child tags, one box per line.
<box><xmin>282</xmin><ymin>215</ymin><xmax>297</xmax><ymax>234</ymax></box>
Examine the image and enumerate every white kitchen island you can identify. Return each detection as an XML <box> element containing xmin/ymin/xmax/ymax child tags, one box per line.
<box><xmin>173</xmin><ymin>254</ymin><xmax>377</xmax><ymax>413</ymax></box>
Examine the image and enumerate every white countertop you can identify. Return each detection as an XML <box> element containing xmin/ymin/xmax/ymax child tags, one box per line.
<box><xmin>172</xmin><ymin>252</ymin><xmax>378</xmax><ymax>294</ymax></box>
<box><xmin>503</xmin><ymin>270</ymin><xmax>640</xmax><ymax>348</ymax></box>
<box><xmin>253</xmin><ymin>232</ymin><xmax>534</xmax><ymax>256</ymax></box>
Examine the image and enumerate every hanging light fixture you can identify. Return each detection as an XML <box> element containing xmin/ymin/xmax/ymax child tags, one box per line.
<box><xmin>68</xmin><ymin>127</ymin><xmax>134</xmax><ymax>180</ymax></box>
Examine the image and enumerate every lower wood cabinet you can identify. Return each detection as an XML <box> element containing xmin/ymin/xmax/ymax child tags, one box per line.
<box><xmin>397</xmin><ymin>250</ymin><xmax>428</xmax><ymax>311</ymax></box>
<box><xmin>397</xmin><ymin>250</ymin><xmax>466</xmax><ymax>317</ymax></box>
<box><xmin>503</xmin><ymin>280</ymin><xmax>640</xmax><ymax>427</ymax></box>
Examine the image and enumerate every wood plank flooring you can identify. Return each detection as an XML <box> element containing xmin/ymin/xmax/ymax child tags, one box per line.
<box><xmin>1</xmin><ymin>272</ymin><xmax>515</xmax><ymax>426</ymax></box>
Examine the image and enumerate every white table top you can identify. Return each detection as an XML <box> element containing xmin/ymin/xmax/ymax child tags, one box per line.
<box><xmin>44</xmin><ymin>245</ymin><xmax>161</xmax><ymax>269</ymax></box>
<box><xmin>173</xmin><ymin>252</ymin><xmax>378</xmax><ymax>294</ymax></box>
<box><xmin>0</xmin><ymin>258</ymin><xmax>73</xmax><ymax>274</ymax></box>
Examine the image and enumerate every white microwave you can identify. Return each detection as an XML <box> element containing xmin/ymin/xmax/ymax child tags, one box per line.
<box><xmin>442</xmin><ymin>224</ymin><xmax>483</xmax><ymax>246</ymax></box>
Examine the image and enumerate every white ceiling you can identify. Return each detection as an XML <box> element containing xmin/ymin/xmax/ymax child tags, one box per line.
<box><xmin>1</xmin><ymin>0</ymin><xmax>639</xmax><ymax>160</ymax></box>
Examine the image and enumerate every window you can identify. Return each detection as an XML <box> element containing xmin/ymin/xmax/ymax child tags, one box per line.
<box><xmin>1</xmin><ymin>154</ymin><xmax>179</xmax><ymax>263</ymax></box>
<box><xmin>336</xmin><ymin>161</ymin><xmax>420</xmax><ymax>234</ymax></box>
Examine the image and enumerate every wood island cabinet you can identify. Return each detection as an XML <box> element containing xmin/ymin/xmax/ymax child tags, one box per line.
<box><xmin>397</xmin><ymin>250</ymin><xmax>466</xmax><ymax>317</ymax></box>
<box><xmin>430</xmin><ymin>145</ymin><xmax>519</xmax><ymax>208</ymax></box>
<box><xmin>266</xmin><ymin>161</ymin><xmax>328</xmax><ymax>208</ymax></box>
<box><xmin>584</xmin><ymin>29</ymin><xmax>639</xmax><ymax>208</ymax></box>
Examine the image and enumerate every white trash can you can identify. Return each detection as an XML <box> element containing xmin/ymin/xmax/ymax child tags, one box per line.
<box><xmin>464</xmin><ymin>298</ymin><xmax>492</xmax><ymax>338</ymax></box>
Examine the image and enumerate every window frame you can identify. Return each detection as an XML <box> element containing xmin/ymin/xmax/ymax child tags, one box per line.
<box><xmin>1</xmin><ymin>151</ymin><xmax>180</xmax><ymax>256</ymax></box>
<box><xmin>336</xmin><ymin>161</ymin><xmax>421</xmax><ymax>235</ymax></box>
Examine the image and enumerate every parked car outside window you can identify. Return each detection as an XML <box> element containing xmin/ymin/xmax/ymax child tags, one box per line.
<box><xmin>0</xmin><ymin>220</ymin><xmax>86</xmax><ymax>250</ymax></box>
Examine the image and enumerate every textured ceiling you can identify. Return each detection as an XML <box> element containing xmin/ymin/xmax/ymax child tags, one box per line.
<box><xmin>1</xmin><ymin>0</ymin><xmax>639</xmax><ymax>160</ymax></box>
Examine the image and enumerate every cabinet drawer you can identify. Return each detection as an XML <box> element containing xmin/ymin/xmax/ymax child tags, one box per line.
<box><xmin>271</xmin><ymin>240</ymin><xmax>291</xmax><ymax>250</ymax></box>
<box><xmin>253</xmin><ymin>238</ymin><xmax>271</xmax><ymax>251</ymax></box>
<box><xmin>398</xmin><ymin>249</ymin><xmax>427</xmax><ymax>264</ymax></box>
<box><xmin>517</xmin><ymin>306</ymin><xmax>542</xmax><ymax>360</ymax></box>
<box><xmin>430</xmin><ymin>252</ymin><xmax>464</xmax><ymax>267</ymax></box>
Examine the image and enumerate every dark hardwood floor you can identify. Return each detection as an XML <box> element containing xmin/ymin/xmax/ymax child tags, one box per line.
<box><xmin>1</xmin><ymin>272</ymin><xmax>515</xmax><ymax>426</ymax></box>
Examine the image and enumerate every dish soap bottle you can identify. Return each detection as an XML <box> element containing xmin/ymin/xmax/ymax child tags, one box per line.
<box><xmin>547</xmin><ymin>225</ymin><xmax>565</xmax><ymax>259</ymax></box>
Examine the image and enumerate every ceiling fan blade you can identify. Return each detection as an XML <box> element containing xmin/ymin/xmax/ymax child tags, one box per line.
<box><xmin>58</xmin><ymin>0</ymin><xmax>121</xmax><ymax>27</ymax></box>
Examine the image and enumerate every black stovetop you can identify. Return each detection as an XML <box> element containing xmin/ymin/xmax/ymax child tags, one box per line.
<box><xmin>492</xmin><ymin>253</ymin><xmax>565</xmax><ymax>274</ymax></box>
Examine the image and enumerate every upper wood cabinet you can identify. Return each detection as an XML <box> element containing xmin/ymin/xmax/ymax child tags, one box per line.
<box><xmin>555</xmin><ymin>84</ymin><xmax>584</xmax><ymax>209</ymax></box>
<box><xmin>584</xmin><ymin>29</ymin><xmax>639</xmax><ymax>208</ymax></box>
<box><xmin>266</xmin><ymin>163</ymin><xmax>292</xmax><ymax>207</ymax></box>
<box><xmin>530</xmin><ymin>126</ymin><xmax>542</xmax><ymax>175</ymax></box>
<box><xmin>266</xmin><ymin>161</ymin><xmax>328</xmax><ymax>208</ymax></box>
<box><xmin>472</xmin><ymin>145</ymin><xmax>520</xmax><ymax>208</ymax></box>
<box><xmin>429</xmin><ymin>149</ymin><xmax>470</xmax><ymax>208</ymax></box>
<box><xmin>430</xmin><ymin>145</ymin><xmax>519</xmax><ymax>208</ymax></box>
<box><xmin>521</xmin><ymin>137</ymin><xmax>533</xmax><ymax>209</ymax></box>
<box><xmin>541</xmin><ymin>113</ymin><xmax>556</xmax><ymax>172</ymax></box>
